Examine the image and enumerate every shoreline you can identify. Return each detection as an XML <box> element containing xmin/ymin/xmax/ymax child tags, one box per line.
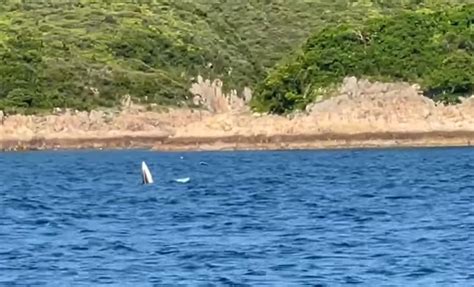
<box><xmin>2</xmin><ymin>78</ymin><xmax>474</xmax><ymax>153</ymax></box>
<box><xmin>2</xmin><ymin>131</ymin><xmax>474</xmax><ymax>152</ymax></box>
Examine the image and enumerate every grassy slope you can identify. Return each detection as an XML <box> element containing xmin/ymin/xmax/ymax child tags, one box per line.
<box><xmin>0</xmin><ymin>1</ymin><xmax>250</xmax><ymax>112</ymax></box>
<box><xmin>0</xmin><ymin>0</ymin><xmax>470</xmax><ymax>113</ymax></box>
<box><xmin>0</xmin><ymin>0</ymin><xmax>325</xmax><ymax>112</ymax></box>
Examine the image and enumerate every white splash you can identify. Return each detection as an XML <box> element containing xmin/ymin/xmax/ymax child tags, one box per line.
<box><xmin>174</xmin><ymin>177</ymin><xmax>190</xmax><ymax>183</ymax></box>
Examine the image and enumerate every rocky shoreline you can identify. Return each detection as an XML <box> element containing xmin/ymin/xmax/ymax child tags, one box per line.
<box><xmin>1</xmin><ymin>77</ymin><xmax>474</xmax><ymax>152</ymax></box>
<box><xmin>2</xmin><ymin>131</ymin><xmax>474</xmax><ymax>152</ymax></box>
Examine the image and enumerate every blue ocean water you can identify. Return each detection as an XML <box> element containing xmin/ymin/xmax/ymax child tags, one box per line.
<box><xmin>0</xmin><ymin>148</ymin><xmax>473</xmax><ymax>286</ymax></box>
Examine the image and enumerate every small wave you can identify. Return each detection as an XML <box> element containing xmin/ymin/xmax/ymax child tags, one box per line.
<box><xmin>357</xmin><ymin>193</ymin><xmax>376</xmax><ymax>198</ymax></box>
<box><xmin>112</xmin><ymin>243</ymin><xmax>137</xmax><ymax>252</ymax></box>
<box><xmin>218</xmin><ymin>277</ymin><xmax>249</xmax><ymax>286</ymax></box>
<box><xmin>379</xmin><ymin>182</ymin><xmax>397</xmax><ymax>189</ymax></box>
<box><xmin>406</xmin><ymin>267</ymin><xmax>437</xmax><ymax>277</ymax></box>
<box><xmin>34</xmin><ymin>218</ymin><xmax>49</xmax><ymax>225</ymax></box>
<box><xmin>270</xmin><ymin>264</ymin><xmax>297</xmax><ymax>271</ymax></box>
<box><xmin>50</xmin><ymin>252</ymin><xmax>64</xmax><ymax>258</ymax></box>
<box><xmin>70</xmin><ymin>245</ymin><xmax>89</xmax><ymax>251</ymax></box>
<box><xmin>154</xmin><ymin>247</ymin><xmax>179</xmax><ymax>255</ymax></box>
<box><xmin>384</xmin><ymin>195</ymin><xmax>419</xmax><ymax>200</ymax></box>
<box><xmin>369</xmin><ymin>253</ymin><xmax>389</xmax><ymax>258</ymax></box>
<box><xmin>344</xmin><ymin>276</ymin><xmax>364</xmax><ymax>284</ymax></box>
<box><xmin>100</xmin><ymin>241</ymin><xmax>138</xmax><ymax>253</ymax></box>
<box><xmin>366</xmin><ymin>267</ymin><xmax>395</xmax><ymax>276</ymax></box>
<box><xmin>303</xmin><ymin>254</ymin><xmax>328</xmax><ymax>260</ymax></box>
<box><xmin>244</xmin><ymin>269</ymin><xmax>266</xmax><ymax>276</ymax></box>
<box><xmin>366</xmin><ymin>210</ymin><xmax>389</xmax><ymax>216</ymax></box>
<box><xmin>354</xmin><ymin>216</ymin><xmax>373</xmax><ymax>223</ymax></box>
<box><xmin>413</xmin><ymin>237</ymin><xmax>429</xmax><ymax>243</ymax></box>
<box><xmin>331</xmin><ymin>241</ymin><xmax>361</xmax><ymax>248</ymax></box>
<box><xmin>40</xmin><ymin>231</ymin><xmax>59</xmax><ymax>237</ymax></box>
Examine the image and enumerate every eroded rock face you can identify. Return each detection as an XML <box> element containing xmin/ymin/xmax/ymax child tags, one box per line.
<box><xmin>189</xmin><ymin>75</ymin><xmax>251</xmax><ymax>114</ymax></box>
<box><xmin>302</xmin><ymin>77</ymin><xmax>474</xmax><ymax>133</ymax></box>
<box><xmin>176</xmin><ymin>77</ymin><xmax>474</xmax><ymax>137</ymax></box>
<box><xmin>1</xmin><ymin>77</ymin><xmax>473</xmax><ymax>144</ymax></box>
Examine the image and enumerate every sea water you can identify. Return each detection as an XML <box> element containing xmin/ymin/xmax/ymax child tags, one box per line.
<box><xmin>0</xmin><ymin>148</ymin><xmax>473</xmax><ymax>286</ymax></box>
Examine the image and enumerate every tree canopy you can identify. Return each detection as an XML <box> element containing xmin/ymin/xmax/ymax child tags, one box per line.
<box><xmin>251</xmin><ymin>3</ymin><xmax>473</xmax><ymax>114</ymax></box>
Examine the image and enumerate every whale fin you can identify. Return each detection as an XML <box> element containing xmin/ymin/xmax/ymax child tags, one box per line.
<box><xmin>141</xmin><ymin>161</ymin><xmax>154</xmax><ymax>184</ymax></box>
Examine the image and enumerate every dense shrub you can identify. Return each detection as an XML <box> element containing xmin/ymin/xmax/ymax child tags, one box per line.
<box><xmin>252</xmin><ymin>4</ymin><xmax>473</xmax><ymax>114</ymax></box>
<box><xmin>0</xmin><ymin>0</ymin><xmax>470</xmax><ymax>113</ymax></box>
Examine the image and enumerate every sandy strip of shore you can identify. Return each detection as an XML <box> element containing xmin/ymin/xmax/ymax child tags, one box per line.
<box><xmin>1</xmin><ymin>131</ymin><xmax>474</xmax><ymax>152</ymax></box>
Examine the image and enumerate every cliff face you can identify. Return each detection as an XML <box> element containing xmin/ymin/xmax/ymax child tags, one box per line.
<box><xmin>1</xmin><ymin>77</ymin><xmax>474</xmax><ymax>150</ymax></box>
<box><xmin>189</xmin><ymin>75</ymin><xmax>252</xmax><ymax>114</ymax></box>
<box><xmin>302</xmin><ymin>77</ymin><xmax>474</xmax><ymax>134</ymax></box>
<box><xmin>173</xmin><ymin>77</ymin><xmax>474</xmax><ymax>137</ymax></box>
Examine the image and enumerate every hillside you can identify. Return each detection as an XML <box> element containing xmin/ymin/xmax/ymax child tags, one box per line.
<box><xmin>0</xmin><ymin>0</ymin><xmax>470</xmax><ymax>113</ymax></box>
<box><xmin>251</xmin><ymin>3</ymin><xmax>473</xmax><ymax>114</ymax></box>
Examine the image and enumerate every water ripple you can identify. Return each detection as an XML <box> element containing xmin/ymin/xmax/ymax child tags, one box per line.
<box><xmin>0</xmin><ymin>148</ymin><xmax>473</xmax><ymax>285</ymax></box>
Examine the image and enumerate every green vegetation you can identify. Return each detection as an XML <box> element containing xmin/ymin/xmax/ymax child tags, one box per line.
<box><xmin>0</xmin><ymin>0</ymin><xmax>471</xmax><ymax>114</ymax></box>
<box><xmin>251</xmin><ymin>3</ymin><xmax>473</xmax><ymax>114</ymax></box>
<box><xmin>0</xmin><ymin>0</ymin><xmax>255</xmax><ymax>113</ymax></box>
<box><xmin>0</xmin><ymin>0</ymin><xmax>346</xmax><ymax>113</ymax></box>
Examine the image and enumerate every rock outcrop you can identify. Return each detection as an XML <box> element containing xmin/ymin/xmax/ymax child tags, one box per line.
<box><xmin>302</xmin><ymin>77</ymin><xmax>474</xmax><ymax>133</ymax></box>
<box><xmin>1</xmin><ymin>77</ymin><xmax>474</xmax><ymax>150</ymax></box>
<box><xmin>189</xmin><ymin>75</ymin><xmax>252</xmax><ymax>114</ymax></box>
